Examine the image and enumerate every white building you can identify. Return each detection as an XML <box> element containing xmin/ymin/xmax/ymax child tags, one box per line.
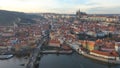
<box><xmin>115</xmin><ymin>42</ymin><xmax>120</xmax><ymax>53</ymax></box>
<box><xmin>90</xmin><ymin>50</ymin><xmax>119</xmax><ymax>60</ymax></box>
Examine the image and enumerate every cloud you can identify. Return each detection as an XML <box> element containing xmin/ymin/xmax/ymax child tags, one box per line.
<box><xmin>84</xmin><ymin>0</ymin><xmax>120</xmax><ymax>14</ymax></box>
<box><xmin>87</xmin><ymin>6</ymin><xmax>120</xmax><ymax>14</ymax></box>
<box><xmin>0</xmin><ymin>0</ymin><xmax>120</xmax><ymax>14</ymax></box>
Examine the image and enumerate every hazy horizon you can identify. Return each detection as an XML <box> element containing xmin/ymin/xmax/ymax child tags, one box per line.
<box><xmin>0</xmin><ymin>0</ymin><xmax>120</xmax><ymax>14</ymax></box>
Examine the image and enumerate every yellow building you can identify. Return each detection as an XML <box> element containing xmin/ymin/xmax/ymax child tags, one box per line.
<box><xmin>81</xmin><ymin>41</ymin><xmax>95</xmax><ymax>51</ymax></box>
<box><xmin>88</xmin><ymin>41</ymin><xmax>96</xmax><ymax>51</ymax></box>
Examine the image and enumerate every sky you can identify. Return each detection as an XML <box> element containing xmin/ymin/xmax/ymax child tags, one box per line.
<box><xmin>0</xmin><ymin>0</ymin><xmax>120</xmax><ymax>14</ymax></box>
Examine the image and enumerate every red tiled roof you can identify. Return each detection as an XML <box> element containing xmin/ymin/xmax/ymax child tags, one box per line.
<box><xmin>115</xmin><ymin>42</ymin><xmax>120</xmax><ymax>46</ymax></box>
<box><xmin>91</xmin><ymin>50</ymin><xmax>119</xmax><ymax>57</ymax></box>
<box><xmin>61</xmin><ymin>45</ymin><xmax>71</xmax><ymax>50</ymax></box>
<box><xmin>49</xmin><ymin>39</ymin><xmax>60</xmax><ymax>44</ymax></box>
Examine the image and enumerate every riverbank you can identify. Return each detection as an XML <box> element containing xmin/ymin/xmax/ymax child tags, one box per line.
<box><xmin>67</xmin><ymin>42</ymin><xmax>120</xmax><ymax>64</ymax></box>
<box><xmin>81</xmin><ymin>52</ymin><xmax>120</xmax><ymax>64</ymax></box>
<box><xmin>77</xmin><ymin>49</ymin><xmax>120</xmax><ymax>64</ymax></box>
<box><xmin>39</xmin><ymin>53</ymin><xmax>119</xmax><ymax>68</ymax></box>
<box><xmin>40</xmin><ymin>50</ymin><xmax>73</xmax><ymax>54</ymax></box>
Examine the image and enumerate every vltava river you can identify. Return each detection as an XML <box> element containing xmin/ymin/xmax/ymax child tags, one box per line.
<box><xmin>39</xmin><ymin>53</ymin><xmax>120</xmax><ymax>68</ymax></box>
<box><xmin>0</xmin><ymin>53</ymin><xmax>120</xmax><ymax>68</ymax></box>
<box><xmin>0</xmin><ymin>57</ymin><xmax>28</xmax><ymax>68</ymax></box>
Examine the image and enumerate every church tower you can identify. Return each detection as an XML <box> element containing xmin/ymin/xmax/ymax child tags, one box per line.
<box><xmin>76</xmin><ymin>9</ymin><xmax>81</xmax><ymax>18</ymax></box>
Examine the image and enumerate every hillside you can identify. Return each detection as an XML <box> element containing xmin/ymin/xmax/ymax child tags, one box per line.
<box><xmin>0</xmin><ymin>10</ymin><xmax>43</xmax><ymax>26</ymax></box>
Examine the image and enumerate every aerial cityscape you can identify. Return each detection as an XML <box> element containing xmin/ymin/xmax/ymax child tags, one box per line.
<box><xmin>0</xmin><ymin>0</ymin><xmax>120</xmax><ymax>68</ymax></box>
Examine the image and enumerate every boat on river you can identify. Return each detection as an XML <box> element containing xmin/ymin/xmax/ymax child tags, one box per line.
<box><xmin>0</xmin><ymin>53</ymin><xmax>13</xmax><ymax>60</ymax></box>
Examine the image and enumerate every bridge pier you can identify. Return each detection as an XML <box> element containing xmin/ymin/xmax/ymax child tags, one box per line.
<box><xmin>34</xmin><ymin>61</ymin><xmax>39</xmax><ymax>68</ymax></box>
<box><xmin>33</xmin><ymin>52</ymin><xmax>42</xmax><ymax>68</ymax></box>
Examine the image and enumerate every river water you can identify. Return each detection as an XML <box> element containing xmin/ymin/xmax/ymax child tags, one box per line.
<box><xmin>0</xmin><ymin>53</ymin><xmax>120</xmax><ymax>68</ymax></box>
<box><xmin>39</xmin><ymin>53</ymin><xmax>120</xmax><ymax>68</ymax></box>
<box><xmin>0</xmin><ymin>57</ymin><xmax>28</xmax><ymax>68</ymax></box>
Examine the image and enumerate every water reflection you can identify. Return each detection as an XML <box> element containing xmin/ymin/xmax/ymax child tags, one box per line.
<box><xmin>39</xmin><ymin>53</ymin><xmax>120</xmax><ymax>68</ymax></box>
<box><xmin>0</xmin><ymin>53</ymin><xmax>120</xmax><ymax>68</ymax></box>
<box><xmin>0</xmin><ymin>57</ymin><xmax>28</xmax><ymax>68</ymax></box>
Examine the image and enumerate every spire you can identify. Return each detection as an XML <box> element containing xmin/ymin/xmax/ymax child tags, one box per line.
<box><xmin>79</xmin><ymin>9</ymin><xmax>80</xmax><ymax>13</ymax></box>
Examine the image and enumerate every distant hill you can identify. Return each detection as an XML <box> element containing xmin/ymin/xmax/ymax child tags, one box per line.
<box><xmin>0</xmin><ymin>10</ymin><xmax>43</xmax><ymax>26</ymax></box>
